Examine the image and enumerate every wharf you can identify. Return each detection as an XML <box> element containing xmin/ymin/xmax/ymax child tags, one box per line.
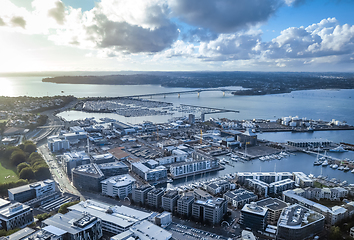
<box><xmin>259</xmin><ymin>125</ymin><xmax>354</xmax><ymax>133</ymax></box>
<box><xmin>169</xmin><ymin>166</ymin><xmax>225</xmax><ymax>180</ymax></box>
<box><xmin>180</xmin><ymin>104</ymin><xmax>239</xmax><ymax>113</ymax></box>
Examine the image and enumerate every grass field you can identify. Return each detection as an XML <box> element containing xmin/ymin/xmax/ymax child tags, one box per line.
<box><xmin>0</xmin><ymin>162</ymin><xmax>19</xmax><ymax>184</ymax></box>
<box><xmin>0</xmin><ymin>119</ymin><xmax>7</xmax><ymax>123</ymax></box>
<box><xmin>0</xmin><ymin>157</ymin><xmax>19</xmax><ymax>184</ymax></box>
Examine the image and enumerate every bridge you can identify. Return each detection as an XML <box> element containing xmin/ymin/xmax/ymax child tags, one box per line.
<box><xmin>125</xmin><ymin>88</ymin><xmax>235</xmax><ymax>98</ymax></box>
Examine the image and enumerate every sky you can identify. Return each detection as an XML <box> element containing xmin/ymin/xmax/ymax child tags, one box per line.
<box><xmin>0</xmin><ymin>0</ymin><xmax>354</xmax><ymax>72</ymax></box>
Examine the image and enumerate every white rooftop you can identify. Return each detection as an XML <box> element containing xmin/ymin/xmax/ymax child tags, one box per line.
<box><xmin>68</xmin><ymin>200</ymin><xmax>152</xmax><ymax>229</ymax></box>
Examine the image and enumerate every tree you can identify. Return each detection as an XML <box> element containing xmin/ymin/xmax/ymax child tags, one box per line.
<box><xmin>329</xmin><ymin>226</ymin><xmax>342</xmax><ymax>240</ymax></box>
<box><xmin>34</xmin><ymin>166</ymin><xmax>51</xmax><ymax>180</ymax></box>
<box><xmin>35</xmin><ymin>213</ymin><xmax>52</xmax><ymax>221</ymax></box>
<box><xmin>17</xmin><ymin>162</ymin><xmax>30</xmax><ymax>173</ymax></box>
<box><xmin>19</xmin><ymin>167</ymin><xmax>35</xmax><ymax>180</ymax></box>
<box><xmin>58</xmin><ymin>201</ymin><xmax>80</xmax><ymax>214</ymax></box>
<box><xmin>24</xmin><ymin>142</ymin><xmax>37</xmax><ymax>154</ymax></box>
<box><xmin>10</xmin><ymin>150</ymin><xmax>26</xmax><ymax>166</ymax></box>
<box><xmin>28</xmin><ymin>152</ymin><xmax>43</xmax><ymax>165</ymax></box>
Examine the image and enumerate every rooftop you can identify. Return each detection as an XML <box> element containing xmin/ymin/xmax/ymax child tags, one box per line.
<box><xmin>68</xmin><ymin>200</ymin><xmax>152</xmax><ymax>229</ymax></box>
<box><xmin>101</xmin><ymin>174</ymin><xmax>136</xmax><ymax>187</ymax></box>
<box><xmin>0</xmin><ymin>202</ymin><xmax>31</xmax><ymax>218</ymax></box>
<box><xmin>241</xmin><ymin>202</ymin><xmax>268</xmax><ymax>216</ymax></box>
<box><xmin>163</xmin><ymin>190</ymin><xmax>179</xmax><ymax>199</ymax></box>
<box><xmin>98</xmin><ymin>161</ymin><xmax>128</xmax><ymax>170</ymax></box>
<box><xmin>256</xmin><ymin>198</ymin><xmax>288</xmax><ymax>211</ymax></box>
<box><xmin>283</xmin><ymin>190</ymin><xmax>331</xmax><ymax>213</ymax></box>
<box><xmin>43</xmin><ymin>211</ymin><xmax>97</xmax><ymax>235</ymax></box>
<box><xmin>8</xmin><ymin>179</ymin><xmax>54</xmax><ymax>195</ymax></box>
<box><xmin>130</xmin><ymin>220</ymin><xmax>172</xmax><ymax>240</ymax></box>
<box><xmin>278</xmin><ymin>204</ymin><xmax>324</xmax><ymax>229</ymax></box>
<box><xmin>72</xmin><ymin>163</ymin><xmax>104</xmax><ymax>177</ymax></box>
<box><xmin>108</xmin><ymin>146</ymin><xmax>130</xmax><ymax>159</ymax></box>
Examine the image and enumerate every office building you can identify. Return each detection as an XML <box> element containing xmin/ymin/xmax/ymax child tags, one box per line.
<box><xmin>8</xmin><ymin>179</ymin><xmax>55</xmax><ymax>203</ymax></box>
<box><xmin>42</xmin><ymin>211</ymin><xmax>102</xmax><ymax>240</ymax></box>
<box><xmin>68</xmin><ymin>200</ymin><xmax>152</xmax><ymax>234</ymax></box>
<box><xmin>132</xmin><ymin>185</ymin><xmax>153</xmax><ymax>205</ymax></box>
<box><xmin>192</xmin><ymin>198</ymin><xmax>227</xmax><ymax>225</ymax></box>
<box><xmin>92</xmin><ymin>153</ymin><xmax>115</xmax><ymax>164</ymax></box>
<box><xmin>177</xmin><ymin>194</ymin><xmax>194</xmax><ymax>217</ymax></box>
<box><xmin>161</xmin><ymin>190</ymin><xmax>179</xmax><ymax>212</ymax></box>
<box><xmin>255</xmin><ymin>198</ymin><xmax>288</xmax><ymax>225</ymax></box>
<box><xmin>101</xmin><ymin>174</ymin><xmax>136</xmax><ymax>199</ymax></box>
<box><xmin>155</xmin><ymin>212</ymin><xmax>172</xmax><ymax>227</ymax></box>
<box><xmin>147</xmin><ymin>188</ymin><xmax>165</xmax><ymax>209</ymax></box>
<box><xmin>72</xmin><ymin>163</ymin><xmax>105</xmax><ymax>192</ymax></box>
<box><xmin>47</xmin><ymin>136</ymin><xmax>70</xmax><ymax>152</ymax></box>
<box><xmin>111</xmin><ymin>220</ymin><xmax>172</xmax><ymax>240</ymax></box>
<box><xmin>240</xmin><ymin>202</ymin><xmax>268</xmax><ymax>231</ymax></box>
<box><xmin>189</xmin><ymin>114</ymin><xmax>195</xmax><ymax>124</ymax></box>
<box><xmin>194</xmin><ymin>189</ymin><xmax>212</xmax><ymax>201</ymax></box>
<box><xmin>223</xmin><ymin>189</ymin><xmax>257</xmax><ymax>209</ymax></box>
<box><xmin>99</xmin><ymin>162</ymin><xmax>129</xmax><ymax>177</ymax></box>
<box><xmin>63</xmin><ymin>151</ymin><xmax>90</xmax><ymax>176</ymax></box>
<box><xmin>276</xmin><ymin>204</ymin><xmax>325</xmax><ymax>240</ymax></box>
<box><xmin>131</xmin><ymin>162</ymin><xmax>167</xmax><ymax>182</ymax></box>
<box><xmin>0</xmin><ymin>199</ymin><xmax>33</xmax><ymax>231</ymax></box>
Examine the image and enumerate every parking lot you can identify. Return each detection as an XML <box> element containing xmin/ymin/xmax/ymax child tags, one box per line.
<box><xmin>166</xmin><ymin>223</ymin><xmax>228</xmax><ymax>240</ymax></box>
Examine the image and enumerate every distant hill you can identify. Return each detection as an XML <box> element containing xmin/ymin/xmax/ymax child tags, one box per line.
<box><xmin>42</xmin><ymin>71</ymin><xmax>354</xmax><ymax>95</ymax></box>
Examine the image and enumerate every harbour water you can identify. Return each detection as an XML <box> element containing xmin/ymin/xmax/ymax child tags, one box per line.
<box><xmin>1</xmin><ymin>76</ymin><xmax>354</xmax><ymax>184</ymax></box>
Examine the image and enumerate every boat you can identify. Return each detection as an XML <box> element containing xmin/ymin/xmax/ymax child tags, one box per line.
<box><xmin>343</xmin><ymin>166</ymin><xmax>350</xmax><ymax>171</ymax></box>
<box><xmin>331</xmin><ymin>164</ymin><xmax>338</xmax><ymax>169</ymax></box>
<box><xmin>338</xmin><ymin>165</ymin><xmax>345</xmax><ymax>170</ymax></box>
<box><xmin>341</xmin><ymin>181</ymin><xmax>348</xmax><ymax>186</ymax></box>
<box><xmin>313</xmin><ymin>161</ymin><xmax>322</xmax><ymax>166</ymax></box>
<box><xmin>322</xmin><ymin>160</ymin><xmax>329</xmax><ymax>166</ymax></box>
<box><xmin>351</xmin><ymin>169</ymin><xmax>354</xmax><ymax>173</ymax></box>
<box><xmin>329</xmin><ymin>145</ymin><xmax>348</xmax><ymax>152</ymax></box>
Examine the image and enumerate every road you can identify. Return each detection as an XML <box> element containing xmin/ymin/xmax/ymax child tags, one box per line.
<box><xmin>26</xmin><ymin>99</ymin><xmax>84</xmax><ymax>199</ymax></box>
<box><xmin>38</xmin><ymin>145</ymin><xmax>84</xmax><ymax>200</ymax></box>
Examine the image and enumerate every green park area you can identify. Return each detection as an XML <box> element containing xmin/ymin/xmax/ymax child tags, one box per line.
<box><xmin>0</xmin><ymin>141</ymin><xmax>51</xmax><ymax>196</ymax></box>
<box><xmin>0</xmin><ymin>161</ymin><xmax>19</xmax><ymax>184</ymax></box>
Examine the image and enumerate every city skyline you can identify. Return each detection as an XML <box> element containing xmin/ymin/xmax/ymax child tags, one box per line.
<box><xmin>1</xmin><ymin>0</ymin><xmax>354</xmax><ymax>73</ymax></box>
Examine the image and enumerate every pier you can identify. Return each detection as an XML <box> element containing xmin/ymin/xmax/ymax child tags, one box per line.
<box><xmin>303</xmin><ymin>150</ymin><xmax>342</xmax><ymax>162</ymax></box>
<box><xmin>180</xmin><ymin>104</ymin><xmax>239</xmax><ymax>114</ymax></box>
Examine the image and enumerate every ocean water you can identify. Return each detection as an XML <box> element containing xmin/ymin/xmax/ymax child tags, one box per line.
<box><xmin>1</xmin><ymin>76</ymin><xmax>354</xmax><ymax>183</ymax></box>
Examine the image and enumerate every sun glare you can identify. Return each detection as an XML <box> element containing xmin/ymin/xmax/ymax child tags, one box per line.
<box><xmin>0</xmin><ymin>78</ymin><xmax>15</xmax><ymax>97</ymax></box>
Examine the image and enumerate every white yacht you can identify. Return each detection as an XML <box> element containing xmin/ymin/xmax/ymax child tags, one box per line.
<box><xmin>322</xmin><ymin>160</ymin><xmax>329</xmax><ymax>166</ymax></box>
<box><xmin>330</xmin><ymin>145</ymin><xmax>348</xmax><ymax>152</ymax></box>
<box><xmin>331</xmin><ymin>164</ymin><xmax>339</xmax><ymax>169</ymax></box>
